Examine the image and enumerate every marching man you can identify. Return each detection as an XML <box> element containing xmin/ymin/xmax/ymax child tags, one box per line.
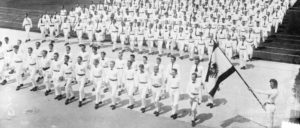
<box><xmin>238</xmin><ymin>35</ymin><xmax>248</xmax><ymax>70</ymax></box>
<box><xmin>187</xmin><ymin>73</ymin><xmax>204</xmax><ymax>126</ymax></box>
<box><xmin>107</xmin><ymin>61</ymin><xmax>120</xmax><ymax>110</ymax></box>
<box><xmin>61</xmin><ymin>19</ymin><xmax>71</xmax><ymax>45</ymax></box>
<box><xmin>22</xmin><ymin>13</ymin><xmax>33</xmax><ymax>42</ymax></box>
<box><xmin>92</xmin><ymin>59</ymin><xmax>105</xmax><ymax>109</ymax></box>
<box><xmin>38</xmin><ymin>15</ymin><xmax>46</xmax><ymax>42</ymax></box>
<box><xmin>11</xmin><ymin>45</ymin><xmax>25</xmax><ymax>91</ymax></box>
<box><xmin>165</xmin><ymin>68</ymin><xmax>180</xmax><ymax>119</ymax></box>
<box><xmin>59</xmin><ymin>55</ymin><xmax>76</xmax><ymax>105</ymax></box>
<box><xmin>123</xmin><ymin>60</ymin><xmax>136</xmax><ymax>109</ymax></box>
<box><xmin>150</xmin><ymin>65</ymin><xmax>164</xmax><ymax>116</ymax></box>
<box><xmin>75</xmin><ymin>56</ymin><xmax>88</xmax><ymax>107</ymax></box>
<box><xmin>51</xmin><ymin>53</ymin><xmax>64</xmax><ymax>100</ymax></box>
<box><xmin>136</xmin><ymin>64</ymin><xmax>150</xmax><ymax>113</ymax></box>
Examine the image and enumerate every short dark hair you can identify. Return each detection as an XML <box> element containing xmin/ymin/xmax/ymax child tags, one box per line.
<box><xmin>143</xmin><ymin>56</ymin><xmax>148</xmax><ymax>60</ymax></box>
<box><xmin>270</xmin><ymin>79</ymin><xmax>278</xmax><ymax>88</ymax></box>
<box><xmin>170</xmin><ymin>55</ymin><xmax>176</xmax><ymax>60</ymax></box>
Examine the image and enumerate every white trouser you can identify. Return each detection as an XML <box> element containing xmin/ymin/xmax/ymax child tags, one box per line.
<box><xmin>63</xmin><ymin>30</ymin><xmax>69</xmax><ymax>42</ymax></box>
<box><xmin>198</xmin><ymin>44</ymin><xmax>205</xmax><ymax>60</ymax></box>
<box><xmin>188</xmin><ymin>42</ymin><xmax>195</xmax><ymax>58</ymax></box>
<box><xmin>76</xmin><ymin>74</ymin><xmax>86</xmax><ymax>101</ymax></box>
<box><xmin>40</xmin><ymin>27</ymin><xmax>46</xmax><ymax>40</ymax></box>
<box><xmin>53</xmin><ymin>71</ymin><xmax>62</xmax><ymax>96</ymax></box>
<box><xmin>111</xmin><ymin>33</ymin><xmax>118</xmax><ymax>50</ymax></box>
<box><xmin>239</xmin><ymin>49</ymin><xmax>247</xmax><ymax>67</ymax></box>
<box><xmin>76</xmin><ymin>30</ymin><xmax>83</xmax><ymax>44</ymax></box>
<box><xmin>120</xmin><ymin>34</ymin><xmax>127</xmax><ymax>49</ymax></box>
<box><xmin>109</xmin><ymin>79</ymin><xmax>118</xmax><ymax>105</ymax></box>
<box><xmin>157</xmin><ymin>40</ymin><xmax>164</xmax><ymax>54</ymax></box>
<box><xmin>178</xmin><ymin>40</ymin><xmax>186</xmax><ymax>56</ymax></box>
<box><xmin>147</xmin><ymin>40</ymin><xmax>154</xmax><ymax>53</ymax></box>
<box><xmin>137</xmin><ymin>35</ymin><xmax>144</xmax><ymax>52</ymax></box>
<box><xmin>94</xmin><ymin>76</ymin><xmax>104</xmax><ymax>103</ymax></box>
<box><xmin>49</xmin><ymin>26</ymin><xmax>55</xmax><ymax>40</ymax></box>
<box><xmin>87</xmin><ymin>30</ymin><xmax>94</xmax><ymax>43</ymax></box>
<box><xmin>152</xmin><ymin>85</ymin><xmax>162</xmax><ymax>102</ymax></box>
<box><xmin>125</xmin><ymin>79</ymin><xmax>135</xmax><ymax>96</ymax></box>
<box><xmin>225</xmin><ymin>47</ymin><xmax>233</xmax><ymax>59</ymax></box>
<box><xmin>129</xmin><ymin>35</ymin><xmax>136</xmax><ymax>50</ymax></box>
<box><xmin>25</xmin><ymin>25</ymin><xmax>31</xmax><ymax>40</ymax></box>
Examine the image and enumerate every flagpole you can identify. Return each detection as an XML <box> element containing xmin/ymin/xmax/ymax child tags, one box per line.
<box><xmin>213</xmin><ymin>40</ymin><xmax>265</xmax><ymax>110</ymax></box>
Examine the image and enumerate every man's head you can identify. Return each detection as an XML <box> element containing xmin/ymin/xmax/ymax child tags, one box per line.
<box><xmin>269</xmin><ymin>79</ymin><xmax>278</xmax><ymax>89</ymax></box>
<box><xmin>93</xmin><ymin>59</ymin><xmax>99</xmax><ymax>67</ymax></box>
<box><xmin>53</xmin><ymin>52</ymin><xmax>59</xmax><ymax>61</ymax></box>
<box><xmin>170</xmin><ymin>55</ymin><xmax>176</xmax><ymax>63</ymax></box>
<box><xmin>64</xmin><ymin>55</ymin><xmax>70</xmax><ymax>63</ymax></box>
<box><xmin>77</xmin><ymin>56</ymin><xmax>83</xmax><ymax>64</ymax></box>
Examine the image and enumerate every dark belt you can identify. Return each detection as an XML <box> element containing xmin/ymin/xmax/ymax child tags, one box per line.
<box><xmin>127</xmin><ymin>78</ymin><xmax>134</xmax><ymax>80</ymax></box>
<box><xmin>139</xmin><ymin>82</ymin><xmax>147</xmax><ymax>84</ymax></box>
<box><xmin>65</xmin><ymin>72</ymin><xmax>72</xmax><ymax>74</ymax></box>
<box><xmin>77</xmin><ymin>73</ymin><xmax>85</xmax><ymax>76</ymax></box>
<box><xmin>30</xmin><ymin>63</ymin><xmax>36</xmax><ymax>66</ymax></box>
<box><xmin>53</xmin><ymin>70</ymin><xmax>60</xmax><ymax>72</ymax></box>
<box><xmin>117</xmin><ymin>68</ymin><xmax>123</xmax><ymax>69</ymax></box>
<box><xmin>15</xmin><ymin>61</ymin><xmax>23</xmax><ymax>63</ymax></box>
<box><xmin>171</xmin><ymin>87</ymin><xmax>179</xmax><ymax>89</ymax></box>
<box><xmin>0</xmin><ymin>58</ymin><xmax>4</xmax><ymax>60</ymax></box>
<box><xmin>94</xmin><ymin>75</ymin><xmax>102</xmax><ymax>78</ymax></box>
<box><xmin>110</xmin><ymin>79</ymin><xmax>117</xmax><ymax>81</ymax></box>
<box><xmin>191</xmin><ymin>93</ymin><xmax>199</xmax><ymax>95</ymax></box>
<box><xmin>43</xmin><ymin>67</ymin><xmax>50</xmax><ymax>71</ymax></box>
<box><xmin>7</xmin><ymin>50</ymin><xmax>12</xmax><ymax>52</ymax></box>
<box><xmin>264</xmin><ymin>102</ymin><xmax>275</xmax><ymax>105</ymax></box>
<box><xmin>152</xmin><ymin>85</ymin><xmax>161</xmax><ymax>88</ymax></box>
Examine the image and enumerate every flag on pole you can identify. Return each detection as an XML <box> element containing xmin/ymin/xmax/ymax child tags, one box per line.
<box><xmin>204</xmin><ymin>42</ymin><xmax>264</xmax><ymax>110</ymax></box>
<box><xmin>205</xmin><ymin>43</ymin><xmax>236</xmax><ymax>97</ymax></box>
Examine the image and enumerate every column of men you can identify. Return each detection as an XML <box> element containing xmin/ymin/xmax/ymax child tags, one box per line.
<box><xmin>0</xmin><ymin>35</ymin><xmax>217</xmax><ymax>125</ymax></box>
<box><xmin>21</xmin><ymin>0</ymin><xmax>290</xmax><ymax>70</ymax></box>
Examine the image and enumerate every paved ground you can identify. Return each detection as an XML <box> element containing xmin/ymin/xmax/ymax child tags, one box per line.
<box><xmin>0</xmin><ymin>28</ymin><xmax>298</xmax><ymax>128</ymax></box>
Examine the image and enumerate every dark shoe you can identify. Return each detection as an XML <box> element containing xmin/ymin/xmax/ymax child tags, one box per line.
<box><xmin>171</xmin><ymin>113</ymin><xmax>178</xmax><ymax>119</ymax></box>
<box><xmin>140</xmin><ymin>107</ymin><xmax>146</xmax><ymax>113</ymax></box>
<box><xmin>191</xmin><ymin>119</ymin><xmax>196</xmax><ymax>127</ymax></box>
<box><xmin>110</xmin><ymin>104</ymin><xmax>116</xmax><ymax>110</ymax></box>
<box><xmin>240</xmin><ymin>66</ymin><xmax>246</xmax><ymax>70</ymax></box>
<box><xmin>95</xmin><ymin>104</ymin><xmax>98</xmax><ymax>109</ymax></box>
<box><xmin>1</xmin><ymin>80</ymin><xmax>7</xmax><ymax>85</ymax></box>
<box><xmin>179</xmin><ymin>56</ymin><xmax>184</xmax><ymax>60</ymax></box>
<box><xmin>92</xmin><ymin>88</ymin><xmax>95</xmax><ymax>91</ymax></box>
<box><xmin>154</xmin><ymin>111</ymin><xmax>159</xmax><ymax>116</ymax></box>
<box><xmin>104</xmin><ymin>88</ymin><xmax>109</xmax><ymax>93</ymax></box>
<box><xmin>30</xmin><ymin>86</ymin><xmax>38</xmax><ymax>91</ymax></box>
<box><xmin>82</xmin><ymin>98</ymin><xmax>86</xmax><ymax>101</ymax></box>
<box><xmin>65</xmin><ymin>99</ymin><xmax>69</xmax><ymax>105</ymax></box>
<box><xmin>16</xmin><ymin>84</ymin><xmax>23</xmax><ymax>91</ymax></box>
<box><xmin>78</xmin><ymin>101</ymin><xmax>82</xmax><ymax>107</ymax></box>
<box><xmin>70</xmin><ymin>96</ymin><xmax>75</xmax><ymax>101</ymax></box>
<box><xmin>206</xmin><ymin>103</ymin><xmax>214</xmax><ymax>108</ymax></box>
<box><xmin>127</xmin><ymin>104</ymin><xmax>134</xmax><ymax>109</ymax></box>
<box><xmin>54</xmin><ymin>95</ymin><xmax>60</xmax><ymax>100</ymax></box>
<box><xmin>45</xmin><ymin>90</ymin><xmax>50</xmax><ymax>96</ymax></box>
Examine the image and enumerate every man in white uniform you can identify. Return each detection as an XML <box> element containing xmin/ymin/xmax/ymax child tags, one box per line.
<box><xmin>151</xmin><ymin>65</ymin><xmax>164</xmax><ymax>116</ymax></box>
<box><xmin>75</xmin><ymin>56</ymin><xmax>88</xmax><ymax>107</ymax></box>
<box><xmin>165</xmin><ymin>68</ymin><xmax>180</xmax><ymax>119</ymax></box>
<box><xmin>22</xmin><ymin>13</ymin><xmax>33</xmax><ymax>42</ymax></box>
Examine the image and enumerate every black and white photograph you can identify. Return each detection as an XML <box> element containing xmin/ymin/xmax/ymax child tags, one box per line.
<box><xmin>0</xmin><ymin>0</ymin><xmax>300</xmax><ymax>127</ymax></box>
